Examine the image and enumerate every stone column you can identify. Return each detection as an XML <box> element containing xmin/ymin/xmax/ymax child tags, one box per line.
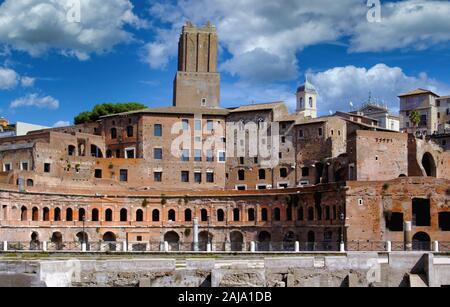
<box><xmin>193</xmin><ymin>218</ymin><xmax>199</xmax><ymax>252</ymax></box>
<box><xmin>404</xmin><ymin>221</ymin><xmax>412</xmax><ymax>251</ymax></box>
<box><xmin>250</xmin><ymin>241</ymin><xmax>256</xmax><ymax>253</ymax></box>
<box><xmin>43</xmin><ymin>241</ymin><xmax>48</xmax><ymax>252</ymax></box>
<box><xmin>295</xmin><ymin>241</ymin><xmax>300</xmax><ymax>253</ymax></box>
<box><xmin>433</xmin><ymin>241</ymin><xmax>439</xmax><ymax>253</ymax></box>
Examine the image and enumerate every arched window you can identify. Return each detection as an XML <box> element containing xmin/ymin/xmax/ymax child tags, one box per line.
<box><xmin>21</xmin><ymin>206</ymin><xmax>27</xmax><ymax>221</ymax></box>
<box><xmin>43</xmin><ymin>207</ymin><xmax>50</xmax><ymax>221</ymax></box>
<box><xmin>258</xmin><ymin>169</ymin><xmax>266</xmax><ymax>180</ymax></box>
<box><xmin>325</xmin><ymin>206</ymin><xmax>331</xmax><ymax>220</ymax></box>
<box><xmin>110</xmin><ymin>128</ymin><xmax>117</xmax><ymax>139</ymax></box>
<box><xmin>79</xmin><ymin>208</ymin><xmax>86</xmax><ymax>222</ymax></box>
<box><xmin>54</xmin><ymin>208</ymin><xmax>61</xmax><ymax>222</ymax></box>
<box><xmin>316</xmin><ymin>205</ymin><xmax>322</xmax><ymax>221</ymax></box>
<box><xmin>274</xmin><ymin>208</ymin><xmax>281</xmax><ymax>221</ymax></box>
<box><xmin>68</xmin><ymin>145</ymin><xmax>76</xmax><ymax>156</ymax></box>
<box><xmin>32</xmin><ymin>207</ymin><xmax>39</xmax><ymax>221</ymax></box>
<box><xmin>120</xmin><ymin>209</ymin><xmax>128</xmax><ymax>222</ymax></box>
<box><xmin>26</xmin><ymin>179</ymin><xmax>34</xmax><ymax>187</ymax></box>
<box><xmin>261</xmin><ymin>208</ymin><xmax>268</xmax><ymax>221</ymax></box>
<box><xmin>185</xmin><ymin>209</ymin><xmax>192</xmax><ymax>222</ymax></box>
<box><xmin>248</xmin><ymin>208</ymin><xmax>256</xmax><ymax>222</ymax></box>
<box><xmin>136</xmin><ymin>209</ymin><xmax>144</xmax><ymax>222</ymax></box>
<box><xmin>105</xmin><ymin>209</ymin><xmax>113</xmax><ymax>222</ymax></box>
<box><xmin>299</xmin><ymin>97</ymin><xmax>304</xmax><ymax>109</ymax></box>
<box><xmin>92</xmin><ymin>209</ymin><xmax>99</xmax><ymax>222</ymax></box>
<box><xmin>201</xmin><ymin>209</ymin><xmax>208</xmax><ymax>222</ymax></box>
<box><xmin>308</xmin><ymin>207</ymin><xmax>314</xmax><ymax>221</ymax></box>
<box><xmin>66</xmin><ymin>208</ymin><xmax>73</xmax><ymax>221</ymax></box>
<box><xmin>217</xmin><ymin>209</ymin><xmax>225</xmax><ymax>222</ymax></box>
<box><xmin>309</xmin><ymin>97</ymin><xmax>313</xmax><ymax>108</ymax></box>
<box><xmin>126</xmin><ymin>126</ymin><xmax>134</xmax><ymax>138</ymax></box>
<box><xmin>297</xmin><ymin>207</ymin><xmax>304</xmax><ymax>221</ymax></box>
<box><xmin>152</xmin><ymin>209</ymin><xmax>160</xmax><ymax>222</ymax></box>
<box><xmin>168</xmin><ymin>209</ymin><xmax>176</xmax><ymax>222</ymax></box>
<box><xmin>286</xmin><ymin>206</ymin><xmax>293</xmax><ymax>221</ymax></box>
<box><xmin>233</xmin><ymin>208</ymin><xmax>240</xmax><ymax>222</ymax></box>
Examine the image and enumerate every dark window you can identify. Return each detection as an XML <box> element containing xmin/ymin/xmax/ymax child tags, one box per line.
<box><xmin>32</xmin><ymin>207</ymin><xmax>39</xmax><ymax>221</ymax></box>
<box><xmin>217</xmin><ymin>209</ymin><xmax>225</xmax><ymax>222</ymax></box>
<box><xmin>126</xmin><ymin>149</ymin><xmax>135</xmax><ymax>159</ymax></box>
<box><xmin>95</xmin><ymin>169</ymin><xmax>102</xmax><ymax>179</ymax></box>
<box><xmin>308</xmin><ymin>207</ymin><xmax>314</xmax><ymax>221</ymax></box>
<box><xmin>206</xmin><ymin>172</ymin><xmax>214</xmax><ymax>183</ymax></box>
<box><xmin>302</xmin><ymin>167</ymin><xmax>309</xmax><ymax>177</ymax></box>
<box><xmin>111</xmin><ymin>128</ymin><xmax>117</xmax><ymax>139</ymax></box>
<box><xmin>181</xmin><ymin>171</ymin><xmax>189</xmax><ymax>183</ymax></box>
<box><xmin>280</xmin><ymin>168</ymin><xmax>288</xmax><ymax>178</ymax></box>
<box><xmin>201</xmin><ymin>209</ymin><xmax>208</xmax><ymax>222</ymax></box>
<box><xmin>248</xmin><ymin>208</ymin><xmax>256</xmax><ymax>222</ymax></box>
<box><xmin>239</xmin><ymin>157</ymin><xmax>245</xmax><ymax>165</ymax></box>
<box><xmin>154</xmin><ymin>172</ymin><xmax>162</xmax><ymax>182</ymax></box>
<box><xmin>259</xmin><ymin>169</ymin><xmax>266</xmax><ymax>180</ymax></box>
<box><xmin>120</xmin><ymin>169</ymin><xmax>128</xmax><ymax>182</ymax></box>
<box><xmin>154</xmin><ymin>148</ymin><xmax>163</xmax><ymax>160</ymax></box>
<box><xmin>66</xmin><ymin>208</ymin><xmax>73</xmax><ymax>221</ymax></box>
<box><xmin>185</xmin><ymin>209</ymin><xmax>192</xmax><ymax>222</ymax></box>
<box><xmin>44</xmin><ymin>163</ymin><xmax>51</xmax><ymax>173</ymax></box>
<box><xmin>254</xmin><ymin>157</ymin><xmax>259</xmax><ymax>164</ymax></box>
<box><xmin>439</xmin><ymin>212</ymin><xmax>450</xmax><ymax>231</ymax></box>
<box><xmin>261</xmin><ymin>208</ymin><xmax>268</xmax><ymax>221</ymax></box>
<box><xmin>387</xmin><ymin>212</ymin><xmax>404</xmax><ymax>232</ymax></box>
<box><xmin>78</xmin><ymin>209</ymin><xmax>86</xmax><ymax>222</ymax></box>
<box><xmin>92</xmin><ymin>209</ymin><xmax>99</xmax><ymax>222</ymax></box>
<box><xmin>274</xmin><ymin>208</ymin><xmax>281</xmax><ymax>221</ymax></box>
<box><xmin>68</xmin><ymin>145</ymin><xmax>76</xmax><ymax>156</ymax></box>
<box><xmin>152</xmin><ymin>209</ymin><xmax>160</xmax><ymax>222</ymax></box>
<box><xmin>325</xmin><ymin>206</ymin><xmax>331</xmax><ymax>220</ymax></box>
<box><xmin>154</xmin><ymin>124</ymin><xmax>162</xmax><ymax>137</ymax></box>
<box><xmin>43</xmin><ymin>208</ymin><xmax>50</xmax><ymax>221</ymax></box>
<box><xmin>299</xmin><ymin>129</ymin><xmax>304</xmax><ymax>138</ymax></box>
<box><xmin>54</xmin><ymin>208</ymin><xmax>61</xmax><ymax>222</ymax></box>
<box><xmin>286</xmin><ymin>206</ymin><xmax>292</xmax><ymax>221</ymax></box>
<box><xmin>120</xmin><ymin>209</ymin><xmax>128</xmax><ymax>222</ymax></box>
<box><xmin>281</xmin><ymin>136</ymin><xmax>286</xmax><ymax>144</ymax></box>
<box><xmin>297</xmin><ymin>207</ymin><xmax>304</xmax><ymax>221</ymax></box>
<box><xmin>233</xmin><ymin>208</ymin><xmax>240</xmax><ymax>222</ymax></box>
<box><xmin>126</xmin><ymin>126</ymin><xmax>133</xmax><ymax>137</ymax></box>
<box><xmin>105</xmin><ymin>209</ymin><xmax>113</xmax><ymax>222</ymax></box>
<box><xmin>194</xmin><ymin>172</ymin><xmax>202</xmax><ymax>184</ymax></box>
<box><xmin>318</xmin><ymin>128</ymin><xmax>323</xmax><ymax>136</ymax></box>
<box><xmin>168</xmin><ymin>209</ymin><xmax>176</xmax><ymax>222</ymax></box>
<box><xmin>412</xmin><ymin>198</ymin><xmax>431</xmax><ymax>226</ymax></box>
<box><xmin>238</xmin><ymin>170</ymin><xmax>245</xmax><ymax>181</ymax></box>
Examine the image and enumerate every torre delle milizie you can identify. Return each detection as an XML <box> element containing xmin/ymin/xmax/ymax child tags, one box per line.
<box><xmin>0</xmin><ymin>22</ymin><xmax>449</xmax><ymax>252</ymax></box>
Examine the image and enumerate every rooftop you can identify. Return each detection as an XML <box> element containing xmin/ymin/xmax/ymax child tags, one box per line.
<box><xmin>398</xmin><ymin>88</ymin><xmax>439</xmax><ymax>97</ymax></box>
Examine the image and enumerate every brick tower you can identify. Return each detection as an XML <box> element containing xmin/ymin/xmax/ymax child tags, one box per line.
<box><xmin>173</xmin><ymin>21</ymin><xmax>221</xmax><ymax>108</ymax></box>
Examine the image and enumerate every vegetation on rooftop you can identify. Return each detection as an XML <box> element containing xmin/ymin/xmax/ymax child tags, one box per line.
<box><xmin>74</xmin><ymin>103</ymin><xmax>147</xmax><ymax>124</ymax></box>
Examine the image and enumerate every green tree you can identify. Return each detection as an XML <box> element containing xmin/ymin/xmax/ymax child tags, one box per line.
<box><xmin>409</xmin><ymin>109</ymin><xmax>421</xmax><ymax>129</ymax></box>
<box><xmin>74</xmin><ymin>103</ymin><xmax>147</xmax><ymax>124</ymax></box>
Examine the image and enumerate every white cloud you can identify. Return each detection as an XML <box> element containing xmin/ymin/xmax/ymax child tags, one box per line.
<box><xmin>10</xmin><ymin>93</ymin><xmax>60</xmax><ymax>109</ymax></box>
<box><xmin>53</xmin><ymin>120</ymin><xmax>70</xmax><ymax>127</ymax></box>
<box><xmin>20</xmin><ymin>76</ymin><xmax>35</xmax><ymax>87</ymax></box>
<box><xmin>0</xmin><ymin>67</ymin><xmax>19</xmax><ymax>89</ymax></box>
<box><xmin>0</xmin><ymin>0</ymin><xmax>148</xmax><ymax>60</ymax></box>
<box><xmin>145</xmin><ymin>0</ymin><xmax>450</xmax><ymax>82</ymax></box>
<box><xmin>309</xmin><ymin>63</ymin><xmax>450</xmax><ymax>114</ymax></box>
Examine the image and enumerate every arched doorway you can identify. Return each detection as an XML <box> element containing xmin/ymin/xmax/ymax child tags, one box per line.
<box><xmin>164</xmin><ymin>231</ymin><xmax>180</xmax><ymax>251</ymax></box>
<box><xmin>230</xmin><ymin>231</ymin><xmax>244</xmax><ymax>252</ymax></box>
<box><xmin>103</xmin><ymin>232</ymin><xmax>117</xmax><ymax>252</ymax></box>
<box><xmin>307</xmin><ymin>231</ymin><xmax>315</xmax><ymax>251</ymax></box>
<box><xmin>257</xmin><ymin>231</ymin><xmax>271</xmax><ymax>251</ymax></box>
<box><xmin>422</xmin><ymin>153</ymin><xmax>436</xmax><ymax>177</ymax></box>
<box><xmin>51</xmin><ymin>232</ymin><xmax>63</xmax><ymax>251</ymax></box>
<box><xmin>412</xmin><ymin>232</ymin><xmax>431</xmax><ymax>251</ymax></box>
<box><xmin>30</xmin><ymin>232</ymin><xmax>40</xmax><ymax>250</ymax></box>
<box><xmin>283</xmin><ymin>231</ymin><xmax>297</xmax><ymax>251</ymax></box>
<box><xmin>76</xmin><ymin>232</ymin><xmax>89</xmax><ymax>251</ymax></box>
<box><xmin>199</xmin><ymin>231</ymin><xmax>213</xmax><ymax>251</ymax></box>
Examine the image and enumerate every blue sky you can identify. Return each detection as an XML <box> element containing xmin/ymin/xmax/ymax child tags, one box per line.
<box><xmin>1</xmin><ymin>0</ymin><xmax>450</xmax><ymax>127</ymax></box>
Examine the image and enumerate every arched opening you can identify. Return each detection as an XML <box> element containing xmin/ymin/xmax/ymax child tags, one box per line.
<box><xmin>307</xmin><ymin>231</ymin><xmax>315</xmax><ymax>251</ymax></box>
<box><xmin>199</xmin><ymin>231</ymin><xmax>213</xmax><ymax>251</ymax></box>
<box><xmin>217</xmin><ymin>209</ymin><xmax>225</xmax><ymax>222</ymax></box>
<box><xmin>51</xmin><ymin>232</ymin><xmax>63</xmax><ymax>251</ymax></box>
<box><xmin>66</xmin><ymin>208</ymin><xmax>73</xmax><ymax>221</ymax></box>
<box><xmin>323</xmin><ymin>230</ymin><xmax>334</xmax><ymax>251</ymax></box>
<box><xmin>152</xmin><ymin>209</ymin><xmax>160</xmax><ymax>222</ymax></box>
<box><xmin>110</xmin><ymin>128</ymin><xmax>117</xmax><ymax>139</ymax></box>
<box><xmin>68</xmin><ymin>145</ymin><xmax>76</xmax><ymax>156</ymax></box>
<box><xmin>54</xmin><ymin>208</ymin><xmax>61</xmax><ymax>221</ymax></box>
<box><xmin>43</xmin><ymin>207</ymin><xmax>50</xmax><ymax>221</ymax></box>
<box><xmin>297</xmin><ymin>207</ymin><xmax>304</xmax><ymax>221</ymax></box>
<box><xmin>230</xmin><ymin>231</ymin><xmax>244</xmax><ymax>252</ymax></box>
<box><xmin>412</xmin><ymin>232</ymin><xmax>431</xmax><ymax>251</ymax></box>
<box><xmin>273</xmin><ymin>208</ymin><xmax>281</xmax><ymax>221</ymax></box>
<box><xmin>126</xmin><ymin>126</ymin><xmax>134</xmax><ymax>138</ymax></box>
<box><xmin>168</xmin><ymin>209</ymin><xmax>176</xmax><ymax>222</ymax></box>
<box><xmin>120</xmin><ymin>208</ymin><xmax>128</xmax><ymax>222</ymax></box>
<box><xmin>91</xmin><ymin>209</ymin><xmax>99</xmax><ymax>222</ymax></box>
<box><xmin>105</xmin><ymin>209</ymin><xmax>113</xmax><ymax>222</ymax></box>
<box><xmin>184</xmin><ymin>209</ymin><xmax>192</xmax><ymax>222</ymax></box>
<box><xmin>248</xmin><ymin>208</ymin><xmax>256</xmax><ymax>222</ymax></box>
<box><xmin>325</xmin><ymin>206</ymin><xmax>331</xmax><ymax>220</ymax></box>
<box><xmin>308</xmin><ymin>207</ymin><xmax>314</xmax><ymax>221</ymax></box>
<box><xmin>283</xmin><ymin>231</ymin><xmax>296</xmax><ymax>251</ymax></box>
<box><xmin>78</xmin><ymin>208</ymin><xmax>86</xmax><ymax>222</ymax></box>
<box><xmin>32</xmin><ymin>207</ymin><xmax>39</xmax><ymax>221</ymax></box>
<box><xmin>76</xmin><ymin>232</ymin><xmax>89</xmax><ymax>245</ymax></box>
<box><xmin>399</xmin><ymin>174</ymin><xmax>407</xmax><ymax>178</ymax></box>
<box><xmin>257</xmin><ymin>231</ymin><xmax>271</xmax><ymax>251</ymax></box>
<box><xmin>201</xmin><ymin>209</ymin><xmax>208</xmax><ymax>222</ymax></box>
<box><xmin>26</xmin><ymin>179</ymin><xmax>34</xmax><ymax>187</ymax></box>
<box><xmin>30</xmin><ymin>232</ymin><xmax>40</xmax><ymax>250</ymax></box>
<box><xmin>422</xmin><ymin>153</ymin><xmax>436</xmax><ymax>177</ymax></box>
<box><xmin>136</xmin><ymin>209</ymin><xmax>144</xmax><ymax>222</ymax></box>
<box><xmin>261</xmin><ymin>208</ymin><xmax>268</xmax><ymax>221</ymax></box>
<box><xmin>233</xmin><ymin>208</ymin><xmax>240</xmax><ymax>222</ymax></box>
<box><xmin>315</xmin><ymin>162</ymin><xmax>324</xmax><ymax>184</ymax></box>
<box><xmin>164</xmin><ymin>231</ymin><xmax>180</xmax><ymax>251</ymax></box>
<box><xmin>21</xmin><ymin>206</ymin><xmax>27</xmax><ymax>221</ymax></box>
<box><xmin>103</xmin><ymin>232</ymin><xmax>116</xmax><ymax>242</ymax></box>
<box><xmin>90</xmin><ymin>144</ymin><xmax>103</xmax><ymax>158</ymax></box>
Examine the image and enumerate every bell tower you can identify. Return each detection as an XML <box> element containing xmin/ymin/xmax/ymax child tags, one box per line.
<box><xmin>296</xmin><ymin>75</ymin><xmax>318</xmax><ymax>118</ymax></box>
<box><xmin>173</xmin><ymin>21</ymin><xmax>221</xmax><ymax>108</ymax></box>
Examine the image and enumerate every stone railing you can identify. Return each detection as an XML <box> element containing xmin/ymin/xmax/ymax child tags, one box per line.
<box><xmin>1</xmin><ymin>240</ymin><xmax>448</xmax><ymax>253</ymax></box>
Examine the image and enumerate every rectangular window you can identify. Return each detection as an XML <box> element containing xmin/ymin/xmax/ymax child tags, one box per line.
<box><xmin>21</xmin><ymin>161</ymin><xmax>29</xmax><ymax>171</ymax></box>
<box><xmin>206</xmin><ymin>172</ymin><xmax>214</xmax><ymax>183</ymax></box>
<box><xmin>194</xmin><ymin>172</ymin><xmax>202</xmax><ymax>184</ymax></box>
<box><xmin>154</xmin><ymin>148</ymin><xmax>163</xmax><ymax>160</ymax></box>
<box><xmin>44</xmin><ymin>163</ymin><xmax>51</xmax><ymax>173</ymax></box>
<box><xmin>154</xmin><ymin>124</ymin><xmax>162</xmax><ymax>137</ymax></box>
<box><xmin>254</xmin><ymin>157</ymin><xmax>258</xmax><ymax>164</ymax></box>
<box><xmin>218</xmin><ymin>151</ymin><xmax>226</xmax><ymax>163</ymax></box>
<box><xmin>3</xmin><ymin>163</ymin><xmax>12</xmax><ymax>172</ymax></box>
<box><xmin>281</xmin><ymin>136</ymin><xmax>286</xmax><ymax>144</ymax></box>
<box><xmin>194</xmin><ymin>149</ymin><xmax>202</xmax><ymax>162</ymax></box>
<box><xmin>318</xmin><ymin>128</ymin><xmax>323</xmax><ymax>136</ymax></box>
<box><xmin>206</xmin><ymin>150</ymin><xmax>214</xmax><ymax>162</ymax></box>
<box><xmin>239</xmin><ymin>157</ymin><xmax>245</xmax><ymax>165</ymax></box>
<box><xmin>95</xmin><ymin>169</ymin><xmax>103</xmax><ymax>179</ymax></box>
<box><xmin>206</xmin><ymin>120</ymin><xmax>214</xmax><ymax>131</ymax></box>
<box><xmin>298</xmin><ymin>130</ymin><xmax>304</xmax><ymax>138</ymax></box>
<box><xmin>195</xmin><ymin>119</ymin><xmax>202</xmax><ymax>131</ymax></box>
<box><xmin>181</xmin><ymin>149</ymin><xmax>190</xmax><ymax>162</ymax></box>
<box><xmin>120</xmin><ymin>169</ymin><xmax>128</xmax><ymax>182</ymax></box>
<box><xmin>182</xmin><ymin>119</ymin><xmax>189</xmax><ymax>130</ymax></box>
<box><xmin>181</xmin><ymin>171</ymin><xmax>189</xmax><ymax>183</ymax></box>
<box><xmin>154</xmin><ymin>172</ymin><xmax>162</xmax><ymax>182</ymax></box>
<box><xmin>125</xmin><ymin>148</ymin><xmax>135</xmax><ymax>159</ymax></box>
<box><xmin>236</xmin><ymin>185</ymin><xmax>247</xmax><ymax>191</ymax></box>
